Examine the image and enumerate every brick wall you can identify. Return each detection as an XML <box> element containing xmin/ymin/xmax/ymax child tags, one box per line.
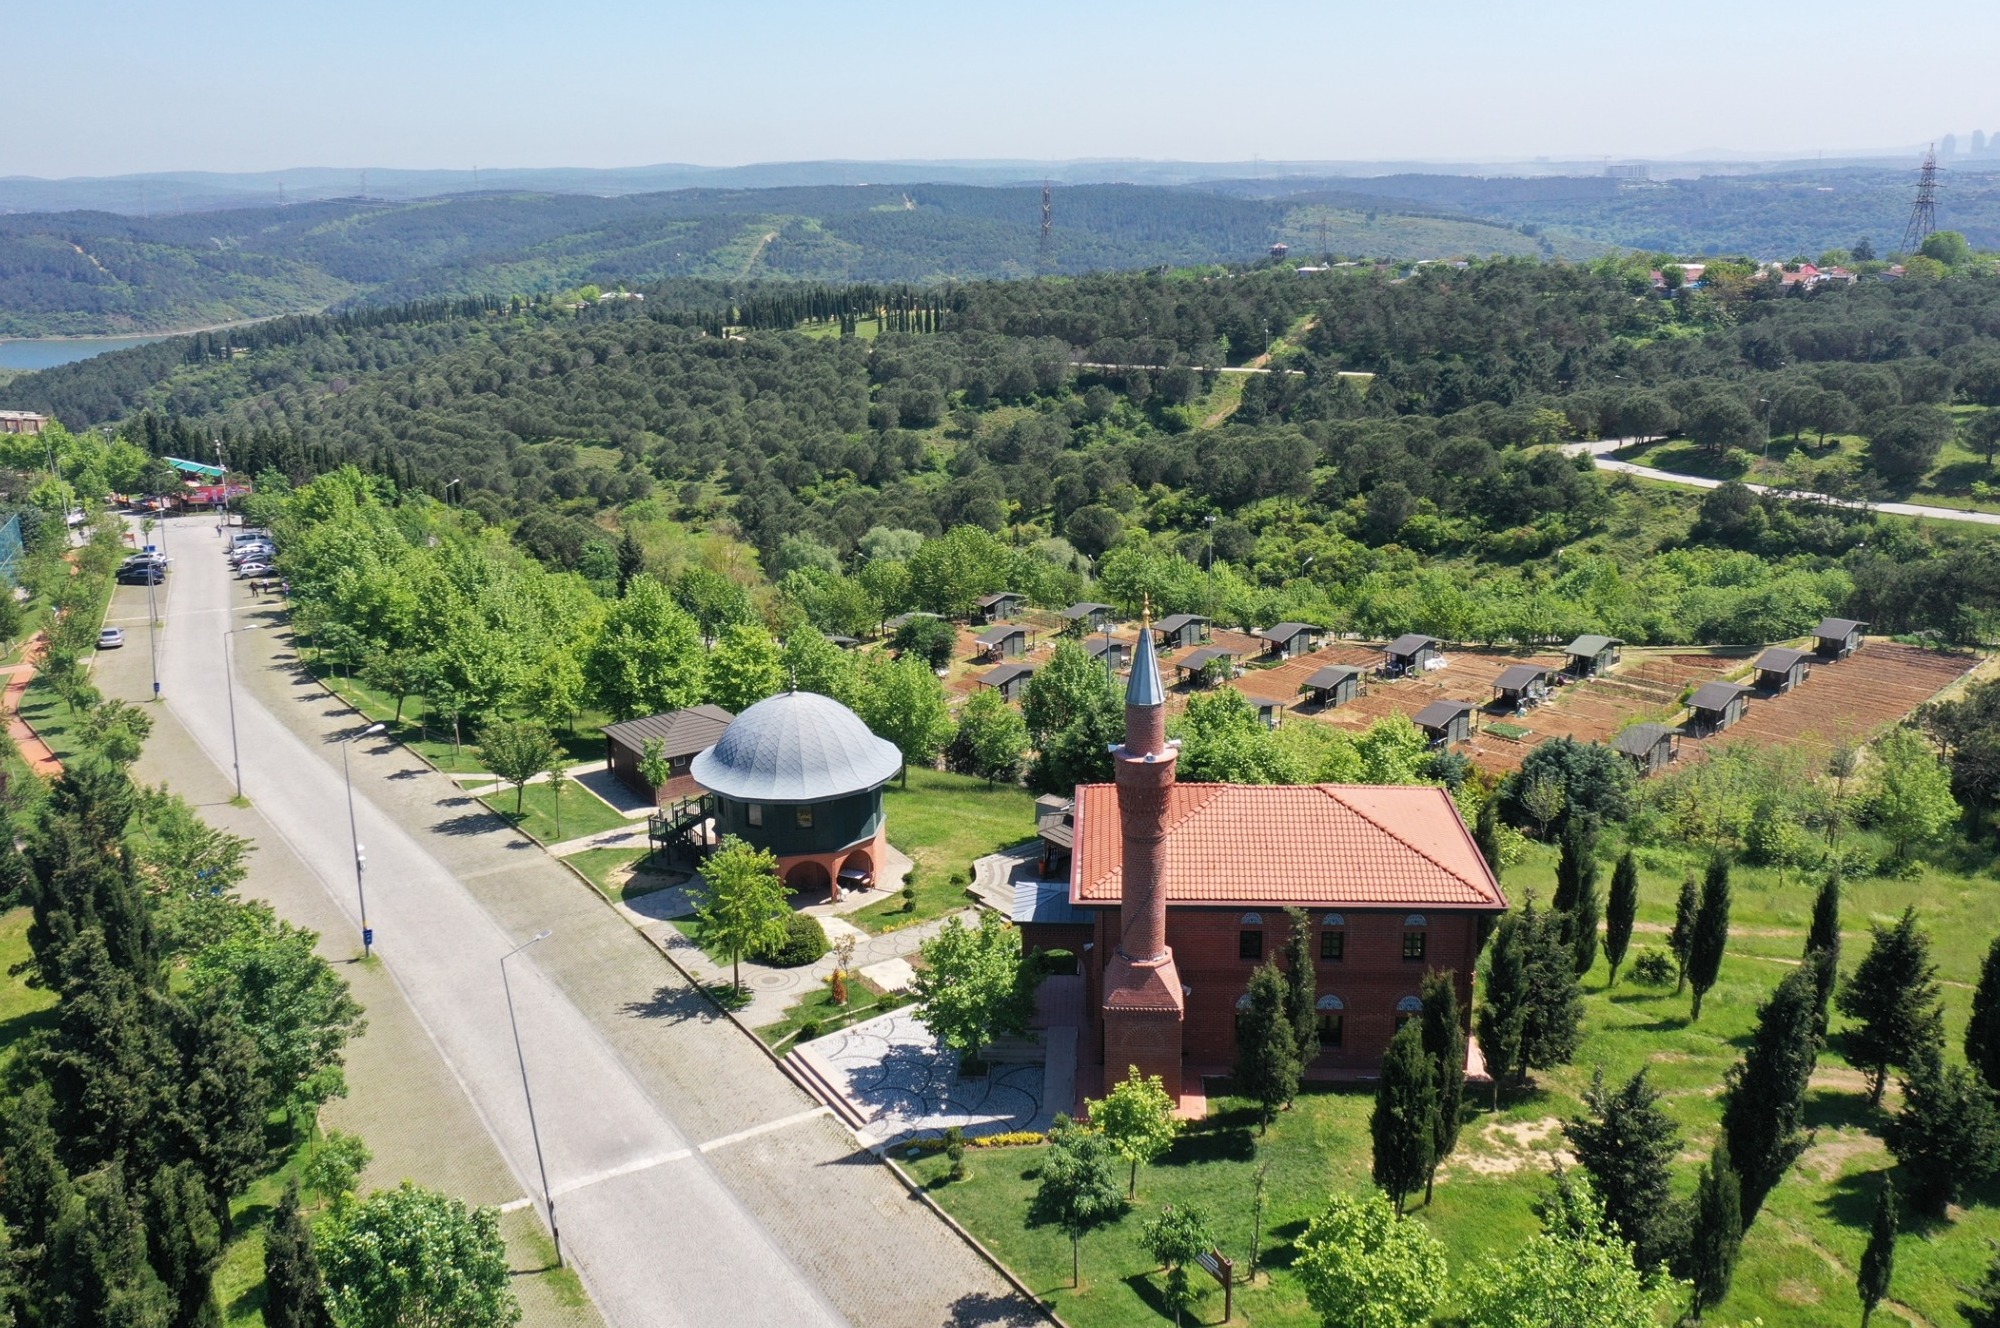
<box><xmin>1092</xmin><ymin>904</ymin><xmax>1485</xmax><ymax>1072</ymax></box>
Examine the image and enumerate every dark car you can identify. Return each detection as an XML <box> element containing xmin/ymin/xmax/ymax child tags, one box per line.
<box><xmin>117</xmin><ymin>565</ymin><xmax>165</xmax><ymax>586</ymax></box>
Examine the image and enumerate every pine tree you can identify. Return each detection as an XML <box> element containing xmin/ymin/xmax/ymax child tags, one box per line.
<box><xmin>1837</xmin><ymin>907</ymin><xmax>1944</xmax><ymax>1107</ymax></box>
<box><xmin>1371</xmin><ymin>1021</ymin><xmax>1436</xmax><ymax>1215</ymax></box>
<box><xmin>1721</xmin><ymin>963</ymin><xmax>1821</xmax><ymax>1224</ymax></box>
<box><xmin>1805</xmin><ymin>869</ymin><xmax>1842</xmax><ymax>1037</ymax></box>
<box><xmin>1604</xmin><ymin>850</ymin><xmax>1639</xmax><ymax>986</ymax></box>
<box><xmin>1474</xmin><ymin>795</ymin><xmax>1503</xmax><ymax>877</ymax></box>
<box><xmin>614</xmin><ymin>529</ymin><xmax>645</xmax><ymax>597</ymax></box>
<box><xmin>1477</xmin><ymin>910</ymin><xmax>1527</xmax><ymax>1110</ymax></box>
<box><xmin>1685</xmin><ymin>1137</ymin><xmax>1743</xmax><ymax>1321</ymax></box>
<box><xmin>1884</xmin><ymin>1043</ymin><xmax>2000</xmax><ymax>1216</ymax></box>
<box><xmin>264</xmin><ymin>1179</ymin><xmax>331</xmax><ymax>1328</ymax></box>
<box><xmin>1669</xmin><ymin>873</ymin><xmax>1699</xmax><ymax>995</ymax></box>
<box><xmin>1282</xmin><ymin>908</ymin><xmax>1318</xmax><ymax>1074</ymax></box>
<box><xmin>1564</xmin><ymin>1067</ymin><xmax>1683</xmax><ymax>1274</ymax></box>
<box><xmin>1687</xmin><ymin>857</ymin><xmax>1731</xmax><ymax>1022</ymax></box>
<box><xmin>1418</xmin><ymin>970</ymin><xmax>1465</xmax><ymax>1206</ymax></box>
<box><xmin>1967</xmin><ymin>934</ymin><xmax>2000</xmax><ymax>1093</ymax></box>
<box><xmin>1234</xmin><ymin>962</ymin><xmax>1299</xmax><ymax>1134</ymax></box>
<box><xmin>1857</xmin><ymin>1176</ymin><xmax>1896</xmax><ymax>1328</ymax></box>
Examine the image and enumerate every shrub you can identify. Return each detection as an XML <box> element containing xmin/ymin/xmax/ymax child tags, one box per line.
<box><xmin>759</xmin><ymin>912</ymin><xmax>829</xmax><ymax>967</ymax></box>
<box><xmin>970</xmin><ymin>1131</ymin><xmax>1046</xmax><ymax>1148</ymax></box>
<box><xmin>1630</xmin><ymin>949</ymin><xmax>1677</xmax><ymax>986</ymax></box>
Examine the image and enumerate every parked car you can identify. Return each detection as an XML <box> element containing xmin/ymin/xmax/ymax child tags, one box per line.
<box><xmin>236</xmin><ymin>562</ymin><xmax>271</xmax><ymax>578</ymax></box>
<box><xmin>227</xmin><ymin>546</ymin><xmax>274</xmax><ymax>565</ymax></box>
<box><xmin>117</xmin><ymin>566</ymin><xmax>164</xmax><ymax>586</ymax></box>
<box><xmin>97</xmin><ymin>627</ymin><xmax>125</xmax><ymax>649</ymax></box>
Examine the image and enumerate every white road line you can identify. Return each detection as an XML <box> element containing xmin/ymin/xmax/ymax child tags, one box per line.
<box><xmin>696</xmin><ymin>1106</ymin><xmax>832</xmax><ymax>1154</ymax></box>
<box><xmin>499</xmin><ymin>1197</ymin><xmax>536</xmax><ymax>1213</ymax></box>
<box><xmin>549</xmin><ymin>1149</ymin><xmax>693</xmax><ymax>1199</ymax></box>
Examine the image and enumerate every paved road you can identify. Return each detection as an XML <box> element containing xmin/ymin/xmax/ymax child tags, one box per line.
<box><xmin>141</xmin><ymin>517</ymin><xmax>1039</xmax><ymax>1328</ymax></box>
<box><xmin>1562</xmin><ymin>437</ymin><xmax>2000</xmax><ymax>527</ymax></box>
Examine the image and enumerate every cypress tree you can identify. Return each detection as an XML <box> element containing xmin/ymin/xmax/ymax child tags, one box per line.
<box><xmin>1720</xmin><ymin>963</ymin><xmax>1821</xmax><ymax>1224</ymax></box>
<box><xmin>1371</xmin><ymin>1021</ymin><xmax>1436</xmax><ymax>1215</ymax></box>
<box><xmin>1233</xmin><ymin>962</ymin><xmax>1299</xmax><ymax>1134</ymax></box>
<box><xmin>1476</xmin><ymin>910</ymin><xmax>1526</xmax><ymax>1110</ymax></box>
<box><xmin>1570</xmin><ymin>861</ymin><xmax>1602</xmax><ymax>979</ymax></box>
<box><xmin>1552</xmin><ymin>817</ymin><xmax>1595</xmax><ymax>919</ymax></box>
<box><xmin>1858</xmin><ymin>1176</ymin><xmax>1896</xmax><ymax>1328</ymax></box>
<box><xmin>615</xmin><ymin>530</ymin><xmax>645</xmax><ymax>596</ymax></box>
<box><xmin>1564</xmin><ymin>1067</ymin><xmax>1682</xmax><ymax>1274</ymax></box>
<box><xmin>1669</xmin><ymin>873</ymin><xmax>1699</xmax><ymax>995</ymax></box>
<box><xmin>1837</xmin><ymin>907</ymin><xmax>1944</xmax><ymax>1108</ymax></box>
<box><xmin>1604</xmin><ymin>850</ymin><xmax>1639</xmax><ymax>986</ymax></box>
<box><xmin>1966</xmin><ymin>933</ymin><xmax>2000</xmax><ymax>1093</ymax></box>
<box><xmin>1684</xmin><ymin>1137</ymin><xmax>1743</xmax><ymax>1321</ymax></box>
<box><xmin>1883</xmin><ymin>1043</ymin><xmax>2000</xmax><ymax>1216</ymax></box>
<box><xmin>1418</xmin><ymin>970</ymin><xmax>1465</xmax><ymax>1206</ymax></box>
<box><xmin>1687</xmin><ymin>857</ymin><xmax>1731</xmax><ymax>1022</ymax></box>
<box><xmin>1281</xmin><ymin>908</ymin><xmax>1318</xmax><ymax>1076</ymax></box>
<box><xmin>1474</xmin><ymin>795</ymin><xmax>1503</xmax><ymax>877</ymax></box>
<box><xmin>1805</xmin><ymin>869</ymin><xmax>1842</xmax><ymax>1037</ymax></box>
<box><xmin>1520</xmin><ymin>900</ymin><xmax>1584</xmax><ymax>1074</ymax></box>
<box><xmin>264</xmin><ymin>1180</ymin><xmax>330</xmax><ymax>1328</ymax></box>
<box><xmin>145</xmin><ymin>1159</ymin><xmax>223</xmax><ymax>1328</ymax></box>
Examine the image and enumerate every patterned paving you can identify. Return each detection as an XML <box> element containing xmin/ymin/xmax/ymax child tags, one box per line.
<box><xmin>795</xmin><ymin>1009</ymin><xmax>1053</xmax><ymax>1148</ymax></box>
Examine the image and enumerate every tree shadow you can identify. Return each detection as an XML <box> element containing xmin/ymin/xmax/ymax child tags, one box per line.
<box><xmin>620</xmin><ymin>982</ymin><xmax>713</xmax><ymax>1024</ymax></box>
<box><xmin>1802</xmin><ymin>1086</ymin><xmax>1879</xmax><ymax>1134</ymax></box>
<box><xmin>1161</xmin><ymin>1104</ymin><xmax>1258</xmax><ymax>1167</ymax></box>
<box><xmin>430</xmin><ymin>811</ymin><xmax>510</xmax><ymax>837</ymax></box>
<box><xmin>944</xmin><ymin>1289</ymin><xmax>1046</xmax><ymax>1326</ymax></box>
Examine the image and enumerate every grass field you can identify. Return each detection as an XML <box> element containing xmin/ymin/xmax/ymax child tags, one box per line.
<box><xmin>0</xmin><ymin>908</ymin><xmax>57</xmax><ymax>1064</ymax></box>
<box><xmin>478</xmin><ymin>777</ymin><xmax>629</xmax><ymax>846</ymax></box>
<box><xmin>914</xmin><ymin>831</ymin><xmax>2000</xmax><ymax>1327</ymax></box>
<box><xmin>852</xmin><ymin>767</ymin><xmax>1036</xmax><ymax>934</ymax></box>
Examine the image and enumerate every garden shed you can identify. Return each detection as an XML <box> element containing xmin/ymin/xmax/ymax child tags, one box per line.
<box><xmin>1754</xmin><ymin>647</ymin><xmax>1812</xmax><ymax>694</ymax></box>
<box><xmin>1174</xmin><ymin>646</ymin><xmax>1239</xmax><ymax>685</ymax></box>
<box><xmin>975</xmin><ymin>591</ymin><xmax>1025</xmax><ymax>623</ymax></box>
<box><xmin>1255</xmin><ymin>622</ymin><xmax>1323</xmax><ymax>658</ymax></box>
<box><xmin>1492</xmin><ymin>664</ymin><xmax>1552</xmax><ymax>707</ymax></box>
<box><xmin>1059</xmin><ymin>602</ymin><xmax>1117</xmax><ymax>632</ymax></box>
<box><xmin>1082</xmin><ymin>637</ymin><xmax>1130</xmax><ymax>669</ymax></box>
<box><xmin>1687</xmin><ymin>681</ymin><xmax>1751</xmax><ymax>735</ymax></box>
<box><xmin>980</xmin><ymin>662</ymin><xmax>1036</xmax><ymax>702</ymax></box>
<box><xmin>1154</xmin><ymin>614</ymin><xmax>1211</xmax><ymax>649</ymax></box>
<box><xmin>1301</xmin><ymin>664</ymin><xmax>1362</xmax><ymax>707</ymax></box>
<box><xmin>1412</xmin><ymin>699</ymin><xmax>1475</xmax><ymax>746</ymax></box>
<box><xmin>1610</xmin><ymin>722</ymin><xmax>1679</xmax><ymax>777</ymax></box>
<box><xmin>973</xmin><ymin>623</ymin><xmax>1029</xmax><ymax>660</ymax></box>
<box><xmin>1385</xmin><ymin>633</ymin><xmax>1442</xmax><ymax>675</ymax></box>
<box><xmin>1563</xmin><ymin>635</ymin><xmax>1623</xmax><ymax>677</ymax></box>
<box><xmin>1813</xmin><ymin>618</ymin><xmax>1867</xmax><ymax>660</ymax></box>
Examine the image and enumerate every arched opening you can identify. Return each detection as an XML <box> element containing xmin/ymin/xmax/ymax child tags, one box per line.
<box><xmin>837</xmin><ymin>848</ymin><xmax>876</xmax><ymax>894</ymax></box>
<box><xmin>785</xmin><ymin>859</ymin><xmax>831</xmax><ymax>897</ymax></box>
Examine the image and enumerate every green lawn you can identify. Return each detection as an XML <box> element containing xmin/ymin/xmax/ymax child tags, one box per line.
<box><xmin>852</xmin><ymin>767</ymin><xmax>1037</xmax><ymax>934</ymax></box>
<box><xmin>917</xmin><ymin>833</ymin><xmax>2000</xmax><ymax>1327</ymax></box>
<box><xmin>755</xmin><ymin>980</ymin><xmax>913</xmax><ymax>1051</ymax></box>
<box><xmin>564</xmin><ymin>845</ymin><xmax>687</xmax><ymax>905</ymax></box>
<box><xmin>479</xmin><ymin>778</ymin><xmax>629</xmax><ymax>846</ymax></box>
<box><xmin>18</xmin><ymin>672</ymin><xmax>97</xmax><ymax>767</ymax></box>
<box><xmin>0</xmin><ymin>907</ymin><xmax>57</xmax><ymax>1063</ymax></box>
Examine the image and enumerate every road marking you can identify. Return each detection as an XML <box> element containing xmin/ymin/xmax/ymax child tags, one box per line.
<box><xmin>499</xmin><ymin>1197</ymin><xmax>536</xmax><ymax>1213</ymax></box>
<box><xmin>548</xmin><ymin>1148</ymin><xmax>693</xmax><ymax>1199</ymax></box>
<box><xmin>697</xmin><ymin>1107</ymin><xmax>833</xmax><ymax>1155</ymax></box>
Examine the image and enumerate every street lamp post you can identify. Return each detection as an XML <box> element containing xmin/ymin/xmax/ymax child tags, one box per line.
<box><xmin>502</xmin><ymin>930</ymin><xmax>560</xmax><ymax>1268</ymax></box>
<box><xmin>223</xmin><ymin>626</ymin><xmax>245</xmax><ymax>800</ymax></box>
<box><xmin>340</xmin><ymin>722</ymin><xmax>387</xmax><ymax>957</ymax></box>
<box><xmin>146</xmin><ymin>572</ymin><xmax>161</xmax><ymax>699</ymax></box>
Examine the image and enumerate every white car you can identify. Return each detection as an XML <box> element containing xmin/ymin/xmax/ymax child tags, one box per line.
<box><xmin>236</xmin><ymin>561</ymin><xmax>272</xmax><ymax>578</ymax></box>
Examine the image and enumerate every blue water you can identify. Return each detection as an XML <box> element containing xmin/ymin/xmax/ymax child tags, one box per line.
<box><xmin>0</xmin><ymin>334</ymin><xmax>171</xmax><ymax>371</ymax></box>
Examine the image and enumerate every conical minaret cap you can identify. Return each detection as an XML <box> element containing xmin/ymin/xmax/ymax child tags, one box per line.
<box><xmin>1126</xmin><ymin>622</ymin><xmax>1165</xmax><ymax>708</ymax></box>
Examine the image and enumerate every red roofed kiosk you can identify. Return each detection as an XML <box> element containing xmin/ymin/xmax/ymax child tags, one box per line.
<box><xmin>1072</xmin><ymin>618</ymin><xmax>1507</xmax><ymax>1106</ymax></box>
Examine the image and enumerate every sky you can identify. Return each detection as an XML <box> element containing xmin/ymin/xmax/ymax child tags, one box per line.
<box><xmin>8</xmin><ymin>0</ymin><xmax>2000</xmax><ymax>177</ymax></box>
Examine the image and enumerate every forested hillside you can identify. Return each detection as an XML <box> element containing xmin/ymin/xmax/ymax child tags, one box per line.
<box><xmin>8</xmin><ymin>255</ymin><xmax>2000</xmax><ymax>654</ymax></box>
<box><xmin>11</xmin><ymin>167</ymin><xmax>2000</xmax><ymax>338</ymax></box>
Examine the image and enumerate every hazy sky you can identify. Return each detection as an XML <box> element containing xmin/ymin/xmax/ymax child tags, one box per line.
<box><xmin>9</xmin><ymin>0</ymin><xmax>1999</xmax><ymax>177</ymax></box>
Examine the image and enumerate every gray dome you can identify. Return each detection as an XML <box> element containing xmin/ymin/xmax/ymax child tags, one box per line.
<box><xmin>690</xmin><ymin>690</ymin><xmax>902</xmax><ymax>804</ymax></box>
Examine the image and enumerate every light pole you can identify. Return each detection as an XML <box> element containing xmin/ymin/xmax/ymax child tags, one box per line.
<box><xmin>443</xmin><ymin>477</ymin><xmax>463</xmax><ymax>505</ymax></box>
<box><xmin>341</xmin><ymin>721</ymin><xmax>387</xmax><ymax>957</ymax></box>
<box><xmin>223</xmin><ymin>625</ymin><xmax>246</xmax><ymax>800</ymax></box>
<box><xmin>502</xmin><ymin>930</ymin><xmax>560</xmax><ymax>1268</ymax></box>
<box><xmin>146</xmin><ymin>571</ymin><xmax>161</xmax><ymax>699</ymax></box>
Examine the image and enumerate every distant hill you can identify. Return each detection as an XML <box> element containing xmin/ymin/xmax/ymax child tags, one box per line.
<box><xmin>5</xmin><ymin>167</ymin><xmax>1999</xmax><ymax>338</ymax></box>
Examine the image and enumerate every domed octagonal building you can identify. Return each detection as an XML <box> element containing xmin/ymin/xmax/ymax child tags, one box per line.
<box><xmin>690</xmin><ymin>689</ymin><xmax>902</xmax><ymax>898</ymax></box>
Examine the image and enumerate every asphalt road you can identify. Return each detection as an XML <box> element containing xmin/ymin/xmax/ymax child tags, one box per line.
<box><xmin>144</xmin><ymin>516</ymin><xmax>846</xmax><ymax>1328</ymax></box>
<box><xmin>1561</xmin><ymin>437</ymin><xmax>2000</xmax><ymax>527</ymax></box>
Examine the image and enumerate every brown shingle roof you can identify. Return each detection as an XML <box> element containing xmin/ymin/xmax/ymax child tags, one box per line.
<box><xmin>602</xmin><ymin>704</ymin><xmax>736</xmax><ymax>758</ymax></box>
<box><xmin>1070</xmin><ymin>783</ymin><xmax>1505</xmax><ymax>910</ymax></box>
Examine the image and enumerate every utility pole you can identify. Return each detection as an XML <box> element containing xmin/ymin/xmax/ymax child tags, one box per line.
<box><xmin>341</xmin><ymin>722</ymin><xmax>387</xmax><ymax>956</ymax></box>
<box><xmin>223</xmin><ymin>626</ymin><xmax>245</xmax><ymax>800</ymax></box>
<box><xmin>502</xmin><ymin>931</ymin><xmax>561</xmax><ymax>1268</ymax></box>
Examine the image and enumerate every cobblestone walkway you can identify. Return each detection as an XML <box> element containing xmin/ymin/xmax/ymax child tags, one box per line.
<box><xmin>795</xmin><ymin>1009</ymin><xmax>1054</xmax><ymax>1148</ymax></box>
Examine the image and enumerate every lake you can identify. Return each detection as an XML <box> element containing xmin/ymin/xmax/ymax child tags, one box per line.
<box><xmin>0</xmin><ymin>334</ymin><xmax>172</xmax><ymax>371</ymax></box>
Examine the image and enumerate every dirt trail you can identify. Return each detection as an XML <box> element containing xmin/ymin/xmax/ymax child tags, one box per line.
<box><xmin>0</xmin><ymin>645</ymin><xmax>60</xmax><ymax>777</ymax></box>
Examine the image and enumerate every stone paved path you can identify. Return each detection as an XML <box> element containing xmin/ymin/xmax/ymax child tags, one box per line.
<box><xmin>795</xmin><ymin>1010</ymin><xmax>1054</xmax><ymax>1149</ymax></box>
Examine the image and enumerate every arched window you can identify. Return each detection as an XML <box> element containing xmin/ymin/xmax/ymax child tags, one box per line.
<box><xmin>1316</xmin><ymin>994</ymin><xmax>1345</xmax><ymax>1048</ymax></box>
<box><xmin>1319</xmin><ymin>914</ymin><xmax>1346</xmax><ymax>963</ymax></box>
<box><xmin>1236</xmin><ymin>993</ymin><xmax>1255</xmax><ymax>1011</ymax></box>
<box><xmin>1403</xmin><ymin>914</ymin><xmax>1428</xmax><ymax>927</ymax></box>
<box><xmin>1320</xmin><ymin>913</ymin><xmax>1345</xmax><ymax>926</ymax></box>
<box><xmin>1240</xmin><ymin>912</ymin><xmax>1264</xmax><ymax>925</ymax></box>
<box><xmin>1395</xmin><ymin>993</ymin><xmax>1423</xmax><ymax>1032</ymax></box>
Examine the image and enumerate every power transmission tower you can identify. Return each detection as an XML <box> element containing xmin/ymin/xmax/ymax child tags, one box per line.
<box><xmin>1902</xmin><ymin>146</ymin><xmax>1940</xmax><ymax>252</ymax></box>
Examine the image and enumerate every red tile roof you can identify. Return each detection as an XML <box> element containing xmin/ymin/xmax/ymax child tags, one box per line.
<box><xmin>1070</xmin><ymin>783</ymin><xmax>1506</xmax><ymax>911</ymax></box>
